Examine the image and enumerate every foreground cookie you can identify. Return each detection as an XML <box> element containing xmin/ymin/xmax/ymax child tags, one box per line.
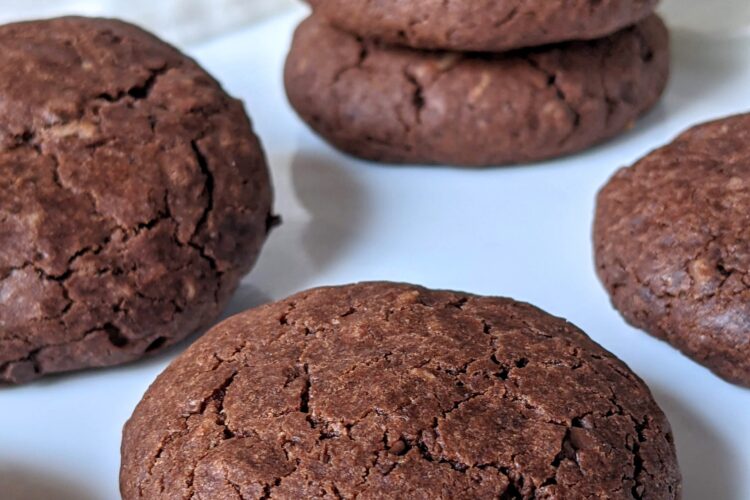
<box><xmin>0</xmin><ymin>17</ymin><xmax>273</xmax><ymax>383</ymax></box>
<box><xmin>308</xmin><ymin>0</ymin><xmax>659</xmax><ymax>52</ymax></box>
<box><xmin>285</xmin><ymin>15</ymin><xmax>669</xmax><ymax>167</ymax></box>
<box><xmin>595</xmin><ymin>113</ymin><xmax>750</xmax><ymax>386</ymax></box>
<box><xmin>121</xmin><ymin>282</ymin><xmax>681</xmax><ymax>499</ymax></box>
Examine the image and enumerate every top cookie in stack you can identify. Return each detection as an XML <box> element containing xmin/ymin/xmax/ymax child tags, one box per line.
<box><xmin>285</xmin><ymin>1</ymin><xmax>669</xmax><ymax>167</ymax></box>
<box><xmin>307</xmin><ymin>0</ymin><xmax>660</xmax><ymax>52</ymax></box>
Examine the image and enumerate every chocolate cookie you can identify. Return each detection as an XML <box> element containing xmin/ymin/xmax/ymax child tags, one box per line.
<box><xmin>284</xmin><ymin>15</ymin><xmax>669</xmax><ymax>167</ymax></box>
<box><xmin>0</xmin><ymin>17</ymin><xmax>274</xmax><ymax>384</ymax></box>
<box><xmin>595</xmin><ymin>113</ymin><xmax>750</xmax><ymax>387</ymax></box>
<box><xmin>307</xmin><ymin>0</ymin><xmax>659</xmax><ymax>52</ymax></box>
<box><xmin>121</xmin><ymin>282</ymin><xmax>681</xmax><ymax>499</ymax></box>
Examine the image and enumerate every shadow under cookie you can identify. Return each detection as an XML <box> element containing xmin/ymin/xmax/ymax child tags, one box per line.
<box><xmin>0</xmin><ymin>462</ymin><xmax>98</xmax><ymax>500</ymax></box>
<box><xmin>650</xmin><ymin>387</ymin><xmax>741</xmax><ymax>500</ymax></box>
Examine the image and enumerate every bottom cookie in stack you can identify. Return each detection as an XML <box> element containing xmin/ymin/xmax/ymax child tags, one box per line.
<box><xmin>121</xmin><ymin>282</ymin><xmax>681</xmax><ymax>499</ymax></box>
<box><xmin>284</xmin><ymin>14</ymin><xmax>669</xmax><ymax>167</ymax></box>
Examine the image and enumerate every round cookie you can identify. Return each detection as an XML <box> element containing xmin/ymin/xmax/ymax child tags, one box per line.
<box><xmin>0</xmin><ymin>17</ymin><xmax>274</xmax><ymax>384</ymax></box>
<box><xmin>595</xmin><ymin>113</ymin><xmax>750</xmax><ymax>387</ymax></box>
<box><xmin>284</xmin><ymin>15</ymin><xmax>669</xmax><ymax>167</ymax></box>
<box><xmin>307</xmin><ymin>0</ymin><xmax>659</xmax><ymax>52</ymax></box>
<box><xmin>121</xmin><ymin>282</ymin><xmax>681</xmax><ymax>499</ymax></box>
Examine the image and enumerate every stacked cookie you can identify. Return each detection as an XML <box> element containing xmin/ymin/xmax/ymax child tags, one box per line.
<box><xmin>285</xmin><ymin>1</ymin><xmax>670</xmax><ymax>166</ymax></box>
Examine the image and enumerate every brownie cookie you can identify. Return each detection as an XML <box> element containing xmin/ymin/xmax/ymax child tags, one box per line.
<box><xmin>307</xmin><ymin>0</ymin><xmax>659</xmax><ymax>52</ymax></box>
<box><xmin>121</xmin><ymin>282</ymin><xmax>681</xmax><ymax>499</ymax></box>
<box><xmin>595</xmin><ymin>113</ymin><xmax>750</xmax><ymax>387</ymax></box>
<box><xmin>284</xmin><ymin>15</ymin><xmax>669</xmax><ymax>167</ymax></box>
<box><xmin>0</xmin><ymin>17</ymin><xmax>274</xmax><ymax>384</ymax></box>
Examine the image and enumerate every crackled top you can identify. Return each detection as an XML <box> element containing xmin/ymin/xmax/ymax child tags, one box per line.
<box><xmin>121</xmin><ymin>282</ymin><xmax>681</xmax><ymax>499</ymax></box>
<box><xmin>0</xmin><ymin>17</ymin><xmax>272</xmax><ymax>383</ymax></box>
<box><xmin>595</xmin><ymin>113</ymin><xmax>750</xmax><ymax>386</ymax></box>
<box><xmin>307</xmin><ymin>0</ymin><xmax>659</xmax><ymax>52</ymax></box>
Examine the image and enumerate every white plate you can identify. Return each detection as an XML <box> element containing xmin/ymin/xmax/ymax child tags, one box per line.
<box><xmin>1</xmin><ymin>5</ymin><xmax>749</xmax><ymax>499</ymax></box>
<box><xmin>661</xmin><ymin>0</ymin><xmax>750</xmax><ymax>36</ymax></box>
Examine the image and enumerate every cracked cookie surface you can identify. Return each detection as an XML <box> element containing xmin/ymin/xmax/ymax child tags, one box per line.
<box><xmin>0</xmin><ymin>17</ymin><xmax>273</xmax><ymax>384</ymax></box>
<box><xmin>307</xmin><ymin>0</ymin><xmax>659</xmax><ymax>52</ymax></box>
<box><xmin>120</xmin><ymin>282</ymin><xmax>681</xmax><ymax>499</ymax></box>
<box><xmin>284</xmin><ymin>15</ymin><xmax>669</xmax><ymax>167</ymax></box>
<box><xmin>595</xmin><ymin>113</ymin><xmax>750</xmax><ymax>387</ymax></box>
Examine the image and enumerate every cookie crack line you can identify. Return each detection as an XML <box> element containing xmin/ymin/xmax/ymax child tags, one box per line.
<box><xmin>96</xmin><ymin>64</ymin><xmax>170</xmax><ymax>103</ymax></box>
<box><xmin>139</xmin><ymin>364</ymin><xmax>242</xmax><ymax>497</ymax></box>
<box><xmin>184</xmin><ymin>370</ymin><xmax>239</xmax><ymax>496</ymax></box>
<box><xmin>189</xmin><ymin>139</ymin><xmax>215</xmax><ymax>244</ymax></box>
<box><xmin>0</xmin><ymin>223</ymin><xmax>186</xmax><ymax>382</ymax></box>
<box><xmin>1</xmin><ymin>322</ymin><xmax>128</xmax><ymax>378</ymax></box>
<box><xmin>492</xmin><ymin>5</ymin><xmax>521</xmax><ymax>30</ymax></box>
<box><xmin>606</xmin><ymin>381</ymin><xmax>655</xmax><ymax>497</ymax></box>
<box><xmin>331</xmin><ymin>36</ymin><xmax>370</xmax><ymax>86</ymax></box>
<box><xmin>0</xmin><ymin>154</ymin><xmax>184</xmax><ymax>379</ymax></box>
<box><xmin>186</xmin><ymin>138</ymin><xmax>223</xmax><ymax>300</ymax></box>
<box><xmin>2</xmin><ymin>60</ymin><xmax>178</xmax><ymax>241</ymax></box>
<box><xmin>402</xmin><ymin>68</ymin><xmax>425</xmax><ymax>130</ymax></box>
<box><xmin>522</xmin><ymin>56</ymin><xmax>581</xmax><ymax>146</ymax></box>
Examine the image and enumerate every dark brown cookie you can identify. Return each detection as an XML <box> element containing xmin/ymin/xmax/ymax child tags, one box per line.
<box><xmin>307</xmin><ymin>0</ymin><xmax>659</xmax><ymax>52</ymax></box>
<box><xmin>284</xmin><ymin>15</ymin><xmax>669</xmax><ymax>167</ymax></box>
<box><xmin>121</xmin><ymin>282</ymin><xmax>681</xmax><ymax>499</ymax></box>
<box><xmin>595</xmin><ymin>113</ymin><xmax>750</xmax><ymax>387</ymax></box>
<box><xmin>0</xmin><ymin>17</ymin><xmax>274</xmax><ymax>384</ymax></box>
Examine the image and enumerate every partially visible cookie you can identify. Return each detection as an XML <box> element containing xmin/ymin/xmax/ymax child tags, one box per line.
<box><xmin>307</xmin><ymin>0</ymin><xmax>659</xmax><ymax>52</ymax></box>
<box><xmin>284</xmin><ymin>14</ymin><xmax>669</xmax><ymax>167</ymax></box>
<box><xmin>0</xmin><ymin>17</ymin><xmax>274</xmax><ymax>384</ymax></box>
<box><xmin>121</xmin><ymin>282</ymin><xmax>681</xmax><ymax>499</ymax></box>
<box><xmin>595</xmin><ymin>114</ymin><xmax>750</xmax><ymax>387</ymax></box>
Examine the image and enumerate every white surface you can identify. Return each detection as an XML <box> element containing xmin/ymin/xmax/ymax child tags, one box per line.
<box><xmin>2</xmin><ymin>5</ymin><xmax>750</xmax><ymax>499</ymax></box>
<box><xmin>661</xmin><ymin>0</ymin><xmax>750</xmax><ymax>36</ymax></box>
<box><xmin>0</xmin><ymin>0</ymin><xmax>295</xmax><ymax>43</ymax></box>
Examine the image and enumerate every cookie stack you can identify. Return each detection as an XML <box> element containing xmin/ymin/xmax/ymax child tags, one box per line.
<box><xmin>285</xmin><ymin>1</ymin><xmax>670</xmax><ymax>166</ymax></box>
